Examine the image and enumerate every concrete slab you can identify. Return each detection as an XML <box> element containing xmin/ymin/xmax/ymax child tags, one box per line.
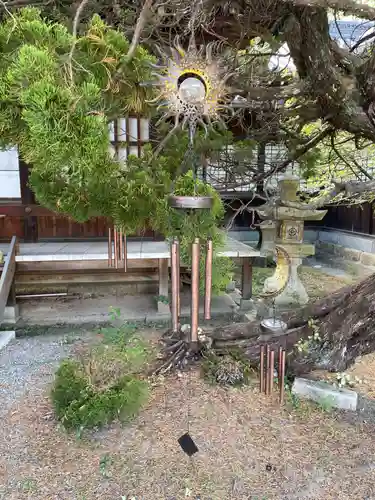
<box><xmin>0</xmin><ymin>330</ymin><xmax>15</xmax><ymax>351</ymax></box>
<box><xmin>17</xmin><ymin>292</ymin><xmax>237</xmax><ymax>326</ymax></box>
<box><xmin>3</xmin><ymin>236</ymin><xmax>260</xmax><ymax>262</ymax></box>
<box><xmin>292</xmin><ymin>377</ymin><xmax>358</xmax><ymax>411</ymax></box>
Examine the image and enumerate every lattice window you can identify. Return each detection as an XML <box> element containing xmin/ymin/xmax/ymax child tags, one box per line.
<box><xmin>109</xmin><ymin>116</ymin><xmax>150</xmax><ymax>161</ymax></box>
<box><xmin>197</xmin><ymin>142</ymin><xmax>297</xmax><ymax>193</ymax></box>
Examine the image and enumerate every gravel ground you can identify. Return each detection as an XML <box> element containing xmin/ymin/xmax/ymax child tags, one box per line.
<box><xmin>2</xmin><ymin>330</ymin><xmax>375</xmax><ymax>499</ymax></box>
<box><xmin>0</xmin><ymin>332</ymin><xmax>90</xmax><ymax>420</ymax></box>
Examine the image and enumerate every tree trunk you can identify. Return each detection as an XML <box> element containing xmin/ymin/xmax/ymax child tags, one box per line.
<box><xmin>209</xmin><ymin>273</ymin><xmax>375</xmax><ymax>375</ymax></box>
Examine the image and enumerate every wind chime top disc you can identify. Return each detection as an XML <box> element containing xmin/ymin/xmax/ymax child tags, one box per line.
<box><xmin>168</xmin><ymin>195</ymin><xmax>213</xmax><ymax>209</ymax></box>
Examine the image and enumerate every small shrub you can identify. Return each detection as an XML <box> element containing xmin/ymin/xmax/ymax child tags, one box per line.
<box><xmin>51</xmin><ymin>325</ymin><xmax>151</xmax><ymax>431</ymax></box>
<box><xmin>51</xmin><ymin>360</ymin><xmax>87</xmax><ymax>420</ymax></box>
<box><xmin>202</xmin><ymin>350</ymin><xmax>254</xmax><ymax>386</ymax></box>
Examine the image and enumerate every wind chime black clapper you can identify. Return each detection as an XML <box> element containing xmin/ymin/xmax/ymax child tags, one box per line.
<box><xmin>178</xmin><ymin>432</ymin><xmax>199</xmax><ymax>457</ymax></box>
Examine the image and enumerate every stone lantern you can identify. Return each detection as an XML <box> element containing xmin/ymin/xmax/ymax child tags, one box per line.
<box><xmin>256</xmin><ymin>175</ymin><xmax>327</xmax><ymax>308</ymax></box>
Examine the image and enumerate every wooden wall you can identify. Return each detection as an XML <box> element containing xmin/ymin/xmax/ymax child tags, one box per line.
<box><xmin>311</xmin><ymin>203</ymin><xmax>375</xmax><ymax>235</ymax></box>
<box><xmin>0</xmin><ymin>212</ymin><xmax>156</xmax><ymax>242</ymax></box>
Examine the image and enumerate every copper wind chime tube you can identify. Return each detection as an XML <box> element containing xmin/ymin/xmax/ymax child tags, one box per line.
<box><xmin>107</xmin><ymin>225</ymin><xmax>127</xmax><ymax>271</ymax></box>
<box><xmin>260</xmin><ymin>344</ymin><xmax>286</xmax><ymax>405</ymax></box>
<box><xmin>190</xmin><ymin>238</ymin><xmax>200</xmax><ymax>348</ymax></box>
<box><xmin>204</xmin><ymin>238</ymin><xmax>213</xmax><ymax>321</ymax></box>
<box><xmin>170</xmin><ymin>235</ymin><xmax>213</xmax><ymax>343</ymax></box>
<box><xmin>176</xmin><ymin>239</ymin><xmax>181</xmax><ymax>317</ymax></box>
<box><xmin>171</xmin><ymin>238</ymin><xmax>180</xmax><ymax>334</ymax></box>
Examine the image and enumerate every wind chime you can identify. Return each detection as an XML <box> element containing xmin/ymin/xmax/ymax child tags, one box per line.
<box><xmin>144</xmin><ymin>36</ymin><xmax>233</xmax><ymax>458</ymax></box>
<box><xmin>108</xmin><ymin>226</ymin><xmax>127</xmax><ymax>272</ymax></box>
<box><xmin>149</xmin><ymin>37</ymin><xmax>231</xmax><ymax>349</ymax></box>
<box><xmin>168</xmin><ymin>127</ymin><xmax>214</xmax><ymax>348</ymax></box>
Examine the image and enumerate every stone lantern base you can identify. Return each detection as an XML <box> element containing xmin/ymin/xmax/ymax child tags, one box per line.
<box><xmin>262</xmin><ymin>243</ymin><xmax>314</xmax><ymax>309</ymax></box>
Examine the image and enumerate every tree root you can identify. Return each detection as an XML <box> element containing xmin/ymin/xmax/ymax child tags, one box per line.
<box><xmin>152</xmin><ymin>329</ymin><xmax>204</xmax><ymax>376</ymax></box>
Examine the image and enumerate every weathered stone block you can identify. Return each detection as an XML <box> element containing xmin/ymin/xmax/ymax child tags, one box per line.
<box><xmin>360</xmin><ymin>252</ymin><xmax>375</xmax><ymax>268</ymax></box>
<box><xmin>292</xmin><ymin>377</ymin><xmax>358</xmax><ymax>411</ymax></box>
<box><xmin>316</xmin><ymin>241</ymin><xmax>336</xmax><ymax>254</ymax></box>
<box><xmin>338</xmin><ymin>233</ymin><xmax>373</xmax><ymax>253</ymax></box>
<box><xmin>226</xmin><ymin>280</ymin><xmax>236</xmax><ymax>292</ymax></box>
<box><xmin>0</xmin><ymin>330</ymin><xmax>15</xmax><ymax>351</ymax></box>
<box><xmin>157</xmin><ymin>301</ymin><xmax>170</xmax><ymax>315</ymax></box>
<box><xmin>3</xmin><ymin>305</ymin><xmax>20</xmax><ymax>324</ymax></box>
<box><xmin>334</xmin><ymin>245</ymin><xmax>361</xmax><ymax>262</ymax></box>
<box><xmin>239</xmin><ymin>298</ymin><xmax>256</xmax><ymax>312</ymax></box>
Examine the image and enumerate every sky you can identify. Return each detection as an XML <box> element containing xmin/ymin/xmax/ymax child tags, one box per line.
<box><xmin>269</xmin><ymin>18</ymin><xmax>375</xmax><ymax>73</ymax></box>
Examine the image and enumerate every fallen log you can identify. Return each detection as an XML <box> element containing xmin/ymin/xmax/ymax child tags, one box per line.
<box><xmin>209</xmin><ymin>273</ymin><xmax>375</xmax><ymax>374</ymax></box>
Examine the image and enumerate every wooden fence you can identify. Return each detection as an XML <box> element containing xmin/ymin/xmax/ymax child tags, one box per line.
<box><xmin>309</xmin><ymin>203</ymin><xmax>375</xmax><ymax>235</ymax></box>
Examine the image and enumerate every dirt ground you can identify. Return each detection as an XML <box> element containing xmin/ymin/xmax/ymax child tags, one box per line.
<box><xmin>1</xmin><ymin>330</ymin><xmax>375</xmax><ymax>500</ymax></box>
<box><xmin>249</xmin><ymin>265</ymin><xmax>353</xmax><ymax>299</ymax></box>
<box><xmin>1</xmin><ymin>267</ymin><xmax>372</xmax><ymax>500</ymax></box>
<box><xmin>310</xmin><ymin>352</ymin><xmax>375</xmax><ymax>402</ymax></box>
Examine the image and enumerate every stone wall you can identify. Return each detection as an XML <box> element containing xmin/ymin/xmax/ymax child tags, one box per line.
<box><xmin>228</xmin><ymin>228</ymin><xmax>375</xmax><ymax>269</ymax></box>
<box><xmin>311</xmin><ymin>229</ymin><xmax>375</xmax><ymax>269</ymax></box>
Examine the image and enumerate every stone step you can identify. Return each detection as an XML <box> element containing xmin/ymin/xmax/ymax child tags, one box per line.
<box><xmin>0</xmin><ymin>330</ymin><xmax>15</xmax><ymax>351</ymax></box>
<box><xmin>292</xmin><ymin>377</ymin><xmax>358</xmax><ymax>411</ymax></box>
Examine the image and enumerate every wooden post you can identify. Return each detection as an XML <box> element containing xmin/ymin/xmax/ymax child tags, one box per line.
<box><xmin>241</xmin><ymin>257</ymin><xmax>253</xmax><ymax>300</ymax></box>
<box><xmin>240</xmin><ymin>257</ymin><xmax>254</xmax><ymax>311</ymax></box>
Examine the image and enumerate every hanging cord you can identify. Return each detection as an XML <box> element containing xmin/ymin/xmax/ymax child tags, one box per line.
<box><xmin>170</xmin><ymin>121</ymin><xmax>197</xmax><ymax>193</ymax></box>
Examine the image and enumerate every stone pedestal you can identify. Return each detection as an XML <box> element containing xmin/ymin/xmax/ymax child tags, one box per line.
<box><xmin>3</xmin><ymin>304</ymin><xmax>20</xmax><ymax>324</ymax></box>
<box><xmin>258</xmin><ymin>220</ymin><xmax>277</xmax><ymax>257</ymax></box>
<box><xmin>274</xmin><ymin>256</ymin><xmax>308</xmax><ymax>307</ymax></box>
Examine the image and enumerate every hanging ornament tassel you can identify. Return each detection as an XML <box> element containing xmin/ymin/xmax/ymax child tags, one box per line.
<box><xmin>108</xmin><ymin>226</ymin><xmax>113</xmax><ymax>268</ymax></box>
<box><xmin>190</xmin><ymin>238</ymin><xmax>200</xmax><ymax>349</ymax></box>
<box><xmin>171</xmin><ymin>238</ymin><xmax>179</xmax><ymax>334</ymax></box>
<box><xmin>204</xmin><ymin>238</ymin><xmax>213</xmax><ymax>320</ymax></box>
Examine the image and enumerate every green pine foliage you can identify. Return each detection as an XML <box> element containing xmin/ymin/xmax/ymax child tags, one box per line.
<box><xmin>0</xmin><ymin>8</ymin><xmax>233</xmax><ymax>292</ymax></box>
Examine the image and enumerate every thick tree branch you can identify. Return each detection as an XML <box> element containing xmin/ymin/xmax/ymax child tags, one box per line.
<box><xmin>126</xmin><ymin>0</ymin><xmax>153</xmax><ymax>62</ymax></box>
<box><xmin>330</xmin><ymin>133</ymin><xmax>373</xmax><ymax>181</ymax></box>
<box><xmin>67</xmin><ymin>0</ymin><xmax>89</xmax><ymax>84</ymax></box>
<box><xmin>284</xmin><ymin>7</ymin><xmax>375</xmax><ymax>141</ymax></box>
<box><xmin>286</xmin><ymin>0</ymin><xmax>375</xmax><ymax>20</ymax></box>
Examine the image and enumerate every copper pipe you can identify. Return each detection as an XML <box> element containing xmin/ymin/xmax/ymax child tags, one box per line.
<box><xmin>269</xmin><ymin>350</ymin><xmax>275</xmax><ymax>394</ymax></box>
<box><xmin>265</xmin><ymin>345</ymin><xmax>270</xmax><ymax>395</ymax></box>
<box><xmin>279</xmin><ymin>349</ymin><xmax>286</xmax><ymax>405</ymax></box>
<box><xmin>114</xmin><ymin>228</ymin><xmax>119</xmax><ymax>269</ymax></box>
<box><xmin>204</xmin><ymin>238</ymin><xmax>213</xmax><ymax>320</ymax></box>
<box><xmin>108</xmin><ymin>227</ymin><xmax>112</xmax><ymax>268</ymax></box>
<box><xmin>190</xmin><ymin>238</ymin><xmax>200</xmax><ymax>348</ymax></box>
<box><xmin>119</xmin><ymin>229</ymin><xmax>123</xmax><ymax>259</ymax></box>
<box><xmin>278</xmin><ymin>347</ymin><xmax>283</xmax><ymax>392</ymax></box>
<box><xmin>176</xmin><ymin>238</ymin><xmax>181</xmax><ymax>318</ymax></box>
<box><xmin>171</xmin><ymin>240</ymin><xmax>179</xmax><ymax>333</ymax></box>
<box><xmin>260</xmin><ymin>345</ymin><xmax>265</xmax><ymax>393</ymax></box>
<box><xmin>124</xmin><ymin>233</ymin><xmax>128</xmax><ymax>272</ymax></box>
